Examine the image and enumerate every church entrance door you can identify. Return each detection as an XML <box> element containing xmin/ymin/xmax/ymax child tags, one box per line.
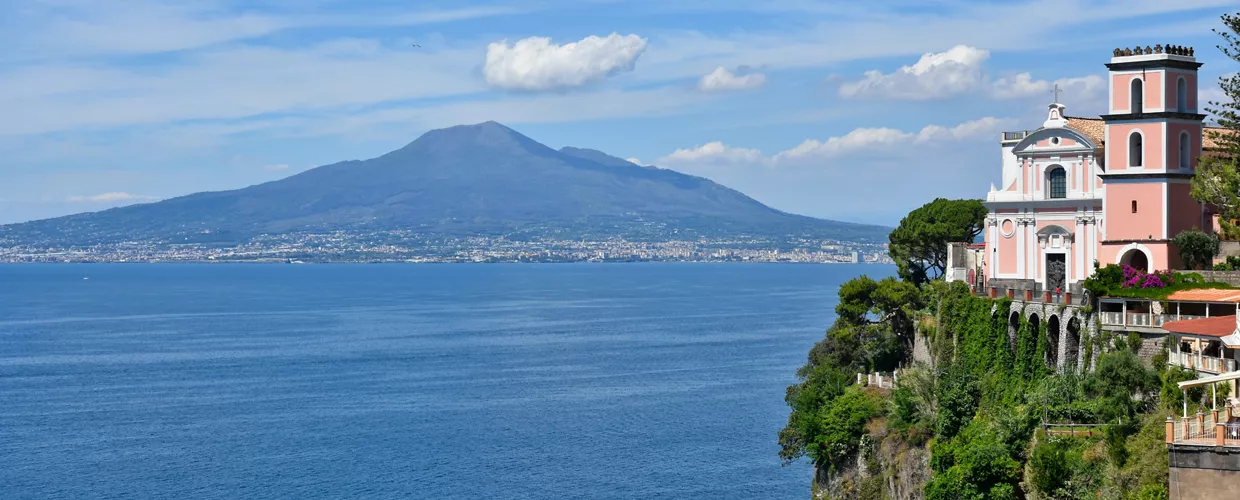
<box><xmin>1046</xmin><ymin>254</ymin><xmax>1066</xmax><ymax>293</ymax></box>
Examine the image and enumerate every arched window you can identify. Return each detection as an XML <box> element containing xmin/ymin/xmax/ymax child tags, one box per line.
<box><xmin>1180</xmin><ymin>131</ymin><xmax>1191</xmax><ymax>169</ymax></box>
<box><xmin>1047</xmin><ymin>167</ymin><xmax>1067</xmax><ymax>199</ymax></box>
<box><xmin>1131</xmin><ymin>78</ymin><xmax>1144</xmax><ymax>113</ymax></box>
<box><xmin>1177</xmin><ymin>77</ymin><xmax>1188</xmax><ymax>113</ymax></box>
<box><xmin>1129</xmin><ymin>131</ymin><xmax>1143</xmax><ymax>167</ymax></box>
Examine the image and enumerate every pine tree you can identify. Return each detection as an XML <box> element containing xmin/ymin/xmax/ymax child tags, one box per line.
<box><xmin>1190</xmin><ymin>13</ymin><xmax>1240</xmax><ymax>238</ymax></box>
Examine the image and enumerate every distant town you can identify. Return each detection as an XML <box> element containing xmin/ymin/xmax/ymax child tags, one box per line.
<box><xmin>0</xmin><ymin>230</ymin><xmax>892</xmax><ymax>264</ymax></box>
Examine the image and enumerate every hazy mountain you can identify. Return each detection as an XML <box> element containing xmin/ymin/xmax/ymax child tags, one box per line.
<box><xmin>0</xmin><ymin>122</ymin><xmax>889</xmax><ymax>246</ymax></box>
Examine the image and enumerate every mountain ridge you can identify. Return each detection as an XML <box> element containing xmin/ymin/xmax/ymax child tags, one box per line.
<box><xmin>0</xmin><ymin>122</ymin><xmax>890</xmax><ymax>247</ymax></box>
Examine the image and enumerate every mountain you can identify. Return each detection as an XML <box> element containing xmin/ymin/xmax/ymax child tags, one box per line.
<box><xmin>0</xmin><ymin>122</ymin><xmax>889</xmax><ymax>246</ymax></box>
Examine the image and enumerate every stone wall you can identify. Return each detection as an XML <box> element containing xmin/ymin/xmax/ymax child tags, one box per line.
<box><xmin>1134</xmin><ymin>333</ymin><xmax>1167</xmax><ymax>363</ymax></box>
<box><xmin>1195</xmin><ymin>270</ymin><xmax>1240</xmax><ymax>287</ymax></box>
<box><xmin>1169</xmin><ymin>445</ymin><xmax>1240</xmax><ymax>500</ymax></box>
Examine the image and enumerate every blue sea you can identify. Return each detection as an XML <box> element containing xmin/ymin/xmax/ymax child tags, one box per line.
<box><xmin>0</xmin><ymin>263</ymin><xmax>890</xmax><ymax>499</ymax></box>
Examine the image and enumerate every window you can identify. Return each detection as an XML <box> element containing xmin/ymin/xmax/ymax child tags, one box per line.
<box><xmin>1129</xmin><ymin>132</ymin><xmax>1143</xmax><ymax>167</ymax></box>
<box><xmin>1177</xmin><ymin>77</ymin><xmax>1188</xmax><ymax>113</ymax></box>
<box><xmin>1047</xmin><ymin>168</ymin><xmax>1067</xmax><ymax>199</ymax></box>
<box><xmin>1131</xmin><ymin>78</ymin><xmax>1144</xmax><ymax>113</ymax></box>
<box><xmin>1180</xmin><ymin>131</ymin><xmax>1191</xmax><ymax>169</ymax></box>
<box><xmin>1132</xmin><ymin>200</ymin><xmax>1138</xmax><ymax>213</ymax></box>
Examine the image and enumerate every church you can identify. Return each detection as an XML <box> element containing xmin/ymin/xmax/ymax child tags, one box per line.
<box><xmin>981</xmin><ymin>44</ymin><xmax>1228</xmax><ymax>299</ymax></box>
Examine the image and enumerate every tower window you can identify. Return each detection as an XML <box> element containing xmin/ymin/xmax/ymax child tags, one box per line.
<box><xmin>1132</xmin><ymin>200</ymin><xmax>1138</xmax><ymax>213</ymax></box>
<box><xmin>1180</xmin><ymin>131</ymin><xmax>1191</xmax><ymax>169</ymax></box>
<box><xmin>1131</xmin><ymin>78</ymin><xmax>1144</xmax><ymax>113</ymax></box>
<box><xmin>1129</xmin><ymin>132</ymin><xmax>1143</xmax><ymax>167</ymax></box>
<box><xmin>1177</xmin><ymin>77</ymin><xmax>1188</xmax><ymax>113</ymax></box>
<box><xmin>1047</xmin><ymin>167</ymin><xmax>1067</xmax><ymax>199</ymax></box>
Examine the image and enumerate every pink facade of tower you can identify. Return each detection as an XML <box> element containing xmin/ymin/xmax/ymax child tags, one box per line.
<box><xmin>982</xmin><ymin>45</ymin><xmax>1208</xmax><ymax>297</ymax></box>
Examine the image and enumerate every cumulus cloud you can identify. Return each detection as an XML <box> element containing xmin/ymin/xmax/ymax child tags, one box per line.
<box><xmin>837</xmin><ymin>45</ymin><xmax>1103</xmax><ymax>103</ymax></box>
<box><xmin>774</xmin><ymin>117</ymin><xmax>1014</xmax><ymax>164</ymax></box>
<box><xmin>660</xmin><ymin>141</ymin><xmax>767</xmax><ymax>167</ymax></box>
<box><xmin>838</xmin><ymin>45</ymin><xmax>989</xmax><ymax>100</ymax></box>
<box><xmin>625</xmin><ymin>157</ymin><xmax>644</xmax><ymax>165</ymax></box>
<box><xmin>990</xmin><ymin>74</ymin><xmax>1106</xmax><ymax>101</ymax></box>
<box><xmin>698</xmin><ymin>66</ymin><xmax>766</xmax><ymax>91</ymax></box>
<box><xmin>66</xmin><ymin>192</ymin><xmax>157</xmax><ymax>203</ymax></box>
<box><xmin>483</xmin><ymin>34</ymin><xmax>648</xmax><ymax>92</ymax></box>
<box><xmin>659</xmin><ymin>117</ymin><xmax>1014</xmax><ymax>168</ymax></box>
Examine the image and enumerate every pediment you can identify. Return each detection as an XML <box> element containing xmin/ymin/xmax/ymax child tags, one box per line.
<box><xmin>1012</xmin><ymin>127</ymin><xmax>1098</xmax><ymax>154</ymax></box>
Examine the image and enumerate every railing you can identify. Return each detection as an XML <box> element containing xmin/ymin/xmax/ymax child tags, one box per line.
<box><xmin>1226</xmin><ymin>423</ymin><xmax>1240</xmax><ymax>447</ymax></box>
<box><xmin>1003</xmin><ymin>131</ymin><xmax>1029</xmax><ymax>141</ymax></box>
<box><xmin>1170</xmin><ymin>353</ymin><xmax>1239</xmax><ymax>374</ymax></box>
<box><xmin>1100</xmin><ymin>311</ymin><xmax>1124</xmax><ymax>325</ymax></box>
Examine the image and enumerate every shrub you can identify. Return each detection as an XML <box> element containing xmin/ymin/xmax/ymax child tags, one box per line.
<box><xmin>1172</xmin><ymin>230</ymin><xmax>1220</xmax><ymax>270</ymax></box>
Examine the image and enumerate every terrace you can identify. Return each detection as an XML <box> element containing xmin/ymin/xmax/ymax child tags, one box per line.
<box><xmin>1167</xmin><ymin>371</ymin><xmax>1240</xmax><ymax>448</ymax></box>
<box><xmin>1096</xmin><ymin>290</ymin><xmax>1240</xmax><ymax>331</ymax></box>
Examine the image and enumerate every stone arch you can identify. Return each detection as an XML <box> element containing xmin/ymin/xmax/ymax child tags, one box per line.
<box><xmin>1180</xmin><ymin>131</ymin><xmax>1192</xmax><ymax>170</ymax></box>
<box><xmin>1177</xmin><ymin>76</ymin><xmax>1188</xmax><ymax>113</ymax></box>
<box><xmin>1116</xmin><ymin>243</ymin><xmax>1153</xmax><ymax>272</ymax></box>
<box><xmin>1128</xmin><ymin>129</ymin><xmax>1144</xmax><ymax>167</ymax></box>
<box><xmin>1065</xmin><ymin>317</ymin><xmax>1082</xmax><ymax>373</ymax></box>
<box><xmin>1047</xmin><ymin>314</ymin><xmax>1061</xmax><ymax>369</ymax></box>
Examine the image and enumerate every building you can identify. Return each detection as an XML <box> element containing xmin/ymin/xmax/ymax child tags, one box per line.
<box><xmin>981</xmin><ymin>45</ymin><xmax>1229</xmax><ymax>300</ymax></box>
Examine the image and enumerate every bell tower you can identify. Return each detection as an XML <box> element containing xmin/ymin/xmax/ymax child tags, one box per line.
<box><xmin>1099</xmin><ymin>44</ymin><xmax>1206</xmax><ymax>271</ymax></box>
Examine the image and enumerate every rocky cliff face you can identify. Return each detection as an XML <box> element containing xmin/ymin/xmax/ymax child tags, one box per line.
<box><xmin>810</xmin><ymin>418</ymin><xmax>932</xmax><ymax>499</ymax></box>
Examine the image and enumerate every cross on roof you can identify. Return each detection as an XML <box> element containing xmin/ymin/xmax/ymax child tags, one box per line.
<box><xmin>1052</xmin><ymin>83</ymin><xmax>1063</xmax><ymax>103</ymax></box>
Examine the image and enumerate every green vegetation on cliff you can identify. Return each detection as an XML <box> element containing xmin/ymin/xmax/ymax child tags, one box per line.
<box><xmin>779</xmin><ymin>199</ymin><xmax>1213</xmax><ymax>500</ymax></box>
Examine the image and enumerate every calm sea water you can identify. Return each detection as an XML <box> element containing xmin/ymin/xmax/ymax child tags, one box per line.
<box><xmin>0</xmin><ymin>263</ymin><xmax>892</xmax><ymax>499</ymax></box>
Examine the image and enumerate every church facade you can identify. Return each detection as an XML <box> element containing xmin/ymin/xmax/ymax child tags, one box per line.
<box><xmin>982</xmin><ymin>45</ymin><xmax>1220</xmax><ymax>298</ymax></box>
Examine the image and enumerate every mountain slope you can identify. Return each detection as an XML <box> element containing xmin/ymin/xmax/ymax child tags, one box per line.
<box><xmin>1</xmin><ymin>122</ymin><xmax>889</xmax><ymax>245</ymax></box>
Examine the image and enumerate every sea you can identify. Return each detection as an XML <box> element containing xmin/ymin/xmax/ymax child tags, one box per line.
<box><xmin>0</xmin><ymin>263</ymin><xmax>893</xmax><ymax>499</ymax></box>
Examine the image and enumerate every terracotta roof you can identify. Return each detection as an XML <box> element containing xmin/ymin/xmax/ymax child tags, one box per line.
<box><xmin>1204</xmin><ymin>126</ymin><xmax>1233</xmax><ymax>151</ymax></box>
<box><xmin>1162</xmin><ymin>315</ymin><xmax>1236</xmax><ymax>337</ymax></box>
<box><xmin>1166</xmin><ymin>289</ymin><xmax>1240</xmax><ymax>303</ymax></box>
<box><xmin>1064</xmin><ymin>116</ymin><xmax>1105</xmax><ymax>148</ymax></box>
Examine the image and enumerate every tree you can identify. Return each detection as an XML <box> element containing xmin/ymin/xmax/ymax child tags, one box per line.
<box><xmin>1190</xmin><ymin>13</ymin><xmax>1240</xmax><ymax>238</ymax></box>
<box><xmin>1172</xmin><ymin>230</ymin><xmax>1220</xmax><ymax>269</ymax></box>
<box><xmin>888</xmin><ymin>198</ymin><xmax>987</xmax><ymax>286</ymax></box>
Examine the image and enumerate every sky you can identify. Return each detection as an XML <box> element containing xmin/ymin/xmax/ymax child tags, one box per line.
<box><xmin>1</xmin><ymin>0</ymin><xmax>1237</xmax><ymax>226</ymax></box>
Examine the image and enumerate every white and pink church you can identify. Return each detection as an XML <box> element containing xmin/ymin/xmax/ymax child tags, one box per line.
<box><xmin>978</xmin><ymin>44</ymin><xmax>1227</xmax><ymax>298</ymax></box>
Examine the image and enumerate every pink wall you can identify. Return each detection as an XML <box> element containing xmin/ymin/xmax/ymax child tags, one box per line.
<box><xmin>1105</xmin><ymin>183</ymin><xmax>1164</xmax><ymax>240</ymax></box>
<box><xmin>1166</xmin><ymin>122</ymin><xmax>1203</xmax><ymax>170</ymax></box>
<box><xmin>1165</xmin><ymin>70</ymin><xmax>1198</xmax><ymax>112</ymax></box>
<box><xmin>1111</xmin><ymin>72</ymin><xmax>1164</xmax><ymax>112</ymax></box>
<box><xmin>1035</xmin><ymin>138</ymin><xmax>1079</xmax><ymax>147</ymax></box>
<box><xmin>998</xmin><ymin>227</ymin><xmax>1017</xmax><ymax>275</ymax></box>
<box><xmin>1168</xmin><ymin>182</ymin><xmax>1203</xmax><ymax>236</ymax></box>
<box><xmin>1108</xmin><ymin>123</ymin><xmax>1164</xmax><ymax>170</ymax></box>
<box><xmin>1099</xmin><ymin>242</ymin><xmax>1172</xmax><ymax>270</ymax></box>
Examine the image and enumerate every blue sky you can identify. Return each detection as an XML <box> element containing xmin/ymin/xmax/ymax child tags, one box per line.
<box><xmin>1</xmin><ymin>0</ymin><xmax>1236</xmax><ymax>226</ymax></box>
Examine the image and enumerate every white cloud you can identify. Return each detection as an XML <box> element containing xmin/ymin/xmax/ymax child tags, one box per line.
<box><xmin>990</xmin><ymin>74</ymin><xmax>1106</xmax><ymax>101</ymax></box>
<box><xmin>66</xmin><ymin>192</ymin><xmax>157</xmax><ymax>203</ymax></box>
<box><xmin>660</xmin><ymin>141</ymin><xmax>767</xmax><ymax>167</ymax></box>
<box><xmin>483</xmin><ymin>34</ymin><xmax>648</xmax><ymax>92</ymax></box>
<box><xmin>838</xmin><ymin>45</ymin><xmax>989</xmax><ymax>100</ymax></box>
<box><xmin>775</xmin><ymin>117</ymin><xmax>1013</xmax><ymax>164</ymax></box>
<box><xmin>262</xmin><ymin>164</ymin><xmax>290</xmax><ymax>171</ymax></box>
<box><xmin>836</xmin><ymin>44</ymin><xmax>1105</xmax><ymax>103</ymax></box>
<box><xmin>698</xmin><ymin>66</ymin><xmax>766</xmax><ymax>91</ymax></box>
<box><xmin>626</xmin><ymin>157</ymin><xmax>644</xmax><ymax>165</ymax></box>
<box><xmin>659</xmin><ymin>117</ymin><xmax>1014</xmax><ymax>169</ymax></box>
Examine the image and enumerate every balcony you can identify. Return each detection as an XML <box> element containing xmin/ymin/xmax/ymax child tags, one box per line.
<box><xmin>1169</xmin><ymin>408</ymin><xmax>1240</xmax><ymax>448</ymax></box>
<box><xmin>1171</xmin><ymin>351</ymin><xmax>1239</xmax><ymax>374</ymax></box>
<box><xmin>1099</xmin><ymin>311</ymin><xmax>1203</xmax><ymax>328</ymax></box>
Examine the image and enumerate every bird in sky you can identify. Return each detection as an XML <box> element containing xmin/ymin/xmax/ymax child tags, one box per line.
<box><xmin>411</xmin><ymin>44</ymin><xmax>421</xmax><ymax>48</ymax></box>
